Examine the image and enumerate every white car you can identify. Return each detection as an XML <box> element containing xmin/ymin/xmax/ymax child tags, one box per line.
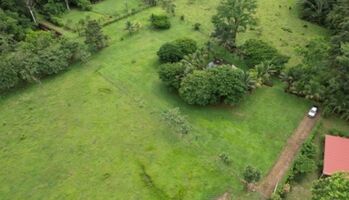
<box><xmin>308</xmin><ymin>106</ymin><xmax>318</xmax><ymax>118</ymax></box>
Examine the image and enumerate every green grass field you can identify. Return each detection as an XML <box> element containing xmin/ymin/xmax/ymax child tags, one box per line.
<box><xmin>1</xmin><ymin>0</ymin><xmax>345</xmax><ymax>199</ymax></box>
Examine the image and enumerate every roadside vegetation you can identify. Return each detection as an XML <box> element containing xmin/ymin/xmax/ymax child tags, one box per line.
<box><xmin>0</xmin><ymin>0</ymin><xmax>348</xmax><ymax>199</ymax></box>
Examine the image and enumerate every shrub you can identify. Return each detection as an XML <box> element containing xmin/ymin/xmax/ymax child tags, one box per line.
<box><xmin>157</xmin><ymin>38</ymin><xmax>197</xmax><ymax>63</ymax></box>
<box><xmin>179</xmin><ymin>70</ymin><xmax>217</xmax><ymax>106</ymax></box>
<box><xmin>243</xmin><ymin>166</ymin><xmax>261</xmax><ymax>183</ymax></box>
<box><xmin>157</xmin><ymin>42</ymin><xmax>183</xmax><ymax>63</ymax></box>
<box><xmin>150</xmin><ymin>14</ymin><xmax>171</xmax><ymax>29</ymax></box>
<box><xmin>209</xmin><ymin>66</ymin><xmax>248</xmax><ymax>105</ymax></box>
<box><xmin>158</xmin><ymin>63</ymin><xmax>186</xmax><ymax>89</ymax></box>
<box><xmin>292</xmin><ymin>154</ymin><xmax>316</xmax><ymax>178</ymax></box>
<box><xmin>193</xmin><ymin>23</ymin><xmax>201</xmax><ymax>31</ymax></box>
<box><xmin>240</xmin><ymin>39</ymin><xmax>289</xmax><ymax>68</ymax></box>
<box><xmin>300</xmin><ymin>140</ymin><xmax>317</xmax><ymax>159</ymax></box>
<box><xmin>0</xmin><ymin>59</ymin><xmax>19</xmax><ymax>91</ymax></box>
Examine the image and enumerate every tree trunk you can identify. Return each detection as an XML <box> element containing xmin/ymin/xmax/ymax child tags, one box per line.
<box><xmin>26</xmin><ymin>0</ymin><xmax>37</xmax><ymax>24</ymax></box>
<box><xmin>65</xmin><ymin>0</ymin><xmax>70</xmax><ymax>10</ymax></box>
<box><xmin>28</xmin><ymin>8</ymin><xmax>37</xmax><ymax>24</ymax></box>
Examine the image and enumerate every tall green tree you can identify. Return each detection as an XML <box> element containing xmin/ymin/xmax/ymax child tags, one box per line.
<box><xmin>211</xmin><ymin>0</ymin><xmax>257</xmax><ymax>51</ymax></box>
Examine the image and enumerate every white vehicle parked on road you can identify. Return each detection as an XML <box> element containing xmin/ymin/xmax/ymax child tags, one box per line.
<box><xmin>308</xmin><ymin>106</ymin><xmax>318</xmax><ymax>118</ymax></box>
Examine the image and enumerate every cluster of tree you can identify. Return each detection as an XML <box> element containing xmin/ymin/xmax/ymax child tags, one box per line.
<box><xmin>0</xmin><ymin>3</ymin><xmax>108</xmax><ymax>93</ymax></box>
<box><xmin>0</xmin><ymin>0</ymin><xmax>104</xmax><ymax>25</ymax></box>
<box><xmin>158</xmin><ymin>42</ymin><xmax>249</xmax><ymax>106</ymax></box>
<box><xmin>282</xmin><ymin>39</ymin><xmax>349</xmax><ymax>120</ymax></box>
<box><xmin>0</xmin><ymin>31</ymin><xmax>89</xmax><ymax>92</ymax></box>
<box><xmin>282</xmin><ymin>0</ymin><xmax>349</xmax><ymax>120</ymax></box>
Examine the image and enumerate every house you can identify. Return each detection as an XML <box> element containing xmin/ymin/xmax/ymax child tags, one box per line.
<box><xmin>323</xmin><ymin>135</ymin><xmax>349</xmax><ymax>175</ymax></box>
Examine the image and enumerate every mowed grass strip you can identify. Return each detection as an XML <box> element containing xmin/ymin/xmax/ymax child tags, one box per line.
<box><xmin>0</xmin><ymin>0</ymin><xmax>329</xmax><ymax>199</ymax></box>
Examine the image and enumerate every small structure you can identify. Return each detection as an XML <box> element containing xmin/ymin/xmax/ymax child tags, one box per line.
<box><xmin>323</xmin><ymin>135</ymin><xmax>349</xmax><ymax>175</ymax></box>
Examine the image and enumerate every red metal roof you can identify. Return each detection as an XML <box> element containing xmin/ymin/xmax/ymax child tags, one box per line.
<box><xmin>323</xmin><ymin>135</ymin><xmax>349</xmax><ymax>175</ymax></box>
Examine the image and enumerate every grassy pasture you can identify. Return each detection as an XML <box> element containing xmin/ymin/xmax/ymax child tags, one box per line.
<box><xmin>0</xmin><ymin>0</ymin><xmax>341</xmax><ymax>199</ymax></box>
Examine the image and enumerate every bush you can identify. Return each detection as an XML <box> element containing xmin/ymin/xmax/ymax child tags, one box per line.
<box><xmin>157</xmin><ymin>38</ymin><xmax>197</xmax><ymax>63</ymax></box>
<box><xmin>157</xmin><ymin>42</ymin><xmax>183</xmax><ymax>63</ymax></box>
<box><xmin>209</xmin><ymin>66</ymin><xmax>248</xmax><ymax>105</ymax></box>
<box><xmin>158</xmin><ymin>63</ymin><xmax>186</xmax><ymax>89</ymax></box>
<box><xmin>0</xmin><ymin>59</ymin><xmax>19</xmax><ymax>91</ymax></box>
<box><xmin>150</xmin><ymin>14</ymin><xmax>171</xmax><ymax>29</ymax></box>
<box><xmin>240</xmin><ymin>39</ymin><xmax>289</xmax><ymax>68</ymax></box>
<box><xmin>292</xmin><ymin>154</ymin><xmax>316</xmax><ymax>179</ymax></box>
<box><xmin>243</xmin><ymin>166</ymin><xmax>261</xmax><ymax>183</ymax></box>
<box><xmin>300</xmin><ymin>140</ymin><xmax>317</xmax><ymax>159</ymax></box>
<box><xmin>193</xmin><ymin>23</ymin><xmax>201</xmax><ymax>31</ymax></box>
<box><xmin>179</xmin><ymin>70</ymin><xmax>217</xmax><ymax>106</ymax></box>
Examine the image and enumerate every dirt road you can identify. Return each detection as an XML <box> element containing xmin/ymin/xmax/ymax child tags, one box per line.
<box><xmin>257</xmin><ymin>114</ymin><xmax>320</xmax><ymax>198</ymax></box>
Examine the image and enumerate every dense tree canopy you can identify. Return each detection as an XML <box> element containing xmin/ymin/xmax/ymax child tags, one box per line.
<box><xmin>312</xmin><ymin>173</ymin><xmax>349</xmax><ymax>200</ymax></box>
<box><xmin>212</xmin><ymin>0</ymin><xmax>257</xmax><ymax>51</ymax></box>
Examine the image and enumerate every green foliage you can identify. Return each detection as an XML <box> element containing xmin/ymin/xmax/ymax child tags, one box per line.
<box><xmin>125</xmin><ymin>21</ymin><xmax>142</xmax><ymax>35</ymax></box>
<box><xmin>150</xmin><ymin>14</ymin><xmax>171</xmax><ymax>29</ymax></box>
<box><xmin>157</xmin><ymin>42</ymin><xmax>183</xmax><ymax>63</ymax></box>
<box><xmin>158</xmin><ymin>63</ymin><xmax>186</xmax><ymax>89</ymax></box>
<box><xmin>299</xmin><ymin>0</ymin><xmax>333</xmax><ymax>25</ymax></box>
<box><xmin>283</xmin><ymin>38</ymin><xmax>349</xmax><ymax>120</ymax></box>
<box><xmin>193</xmin><ymin>23</ymin><xmax>201</xmax><ymax>31</ymax></box>
<box><xmin>71</xmin><ymin>0</ymin><xmax>92</xmax><ymax>11</ymax></box>
<box><xmin>241</xmin><ymin>39</ymin><xmax>289</xmax><ymax>68</ymax></box>
<box><xmin>0</xmin><ymin>58</ymin><xmax>19</xmax><ymax>91</ymax></box>
<box><xmin>0</xmin><ymin>8</ymin><xmax>31</xmax><ymax>41</ymax></box>
<box><xmin>157</xmin><ymin>38</ymin><xmax>197</xmax><ymax>63</ymax></box>
<box><xmin>162</xmin><ymin>107</ymin><xmax>191</xmax><ymax>134</ymax></box>
<box><xmin>174</xmin><ymin>38</ymin><xmax>198</xmax><ymax>56</ymax></box>
<box><xmin>300</xmin><ymin>139</ymin><xmax>317</xmax><ymax>159</ymax></box>
<box><xmin>312</xmin><ymin>173</ymin><xmax>349</xmax><ymax>200</ymax></box>
<box><xmin>243</xmin><ymin>166</ymin><xmax>261</xmax><ymax>183</ymax></box>
<box><xmin>248</xmin><ymin>62</ymin><xmax>276</xmax><ymax>87</ymax></box>
<box><xmin>180</xmin><ymin>48</ymin><xmax>212</xmax><ymax>72</ymax></box>
<box><xmin>209</xmin><ymin>66</ymin><xmax>248</xmax><ymax>105</ymax></box>
<box><xmin>292</xmin><ymin>154</ymin><xmax>316</xmax><ymax>177</ymax></box>
<box><xmin>41</xmin><ymin>0</ymin><xmax>66</xmax><ymax>16</ymax></box>
<box><xmin>0</xmin><ymin>31</ymin><xmax>89</xmax><ymax>92</ymax></box>
<box><xmin>84</xmin><ymin>20</ymin><xmax>108</xmax><ymax>52</ymax></box>
<box><xmin>179</xmin><ymin>70</ymin><xmax>216</xmax><ymax>106</ymax></box>
<box><xmin>212</xmin><ymin>0</ymin><xmax>257</xmax><ymax>51</ymax></box>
